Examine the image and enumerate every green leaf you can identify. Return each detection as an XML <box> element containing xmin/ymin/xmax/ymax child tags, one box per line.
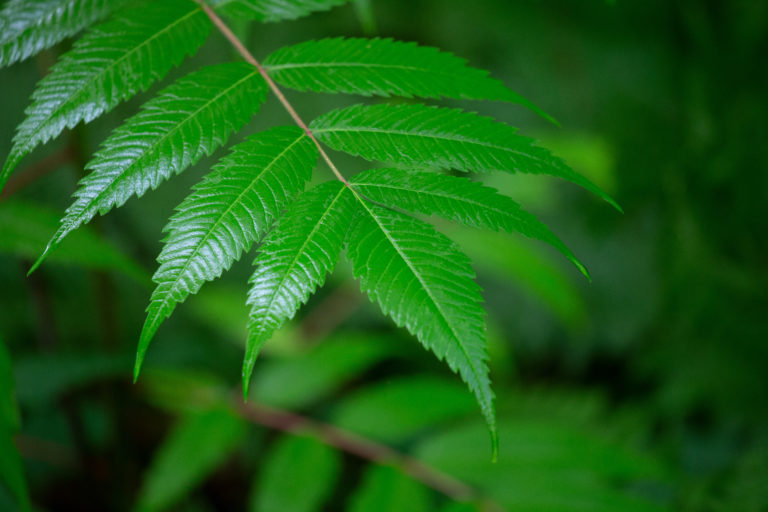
<box><xmin>212</xmin><ymin>0</ymin><xmax>353</xmax><ymax>22</ymax></box>
<box><xmin>417</xmin><ymin>416</ymin><xmax>671</xmax><ymax>512</ymax></box>
<box><xmin>264</xmin><ymin>37</ymin><xmax>552</xmax><ymax>120</ymax></box>
<box><xmin>252</xmin><ymin>435</ymin><xmax>340</xmax><ymax>512</ymax></box>
<box><xmin>13</xmin><ymin>352</ymin><xmax>130</xmax><ymax>407</ymax></box>
<box><xmin>244</xmin><ymin>181</ymin><xmax>355</xmax><ymax>391</ymax></box>
<box><xmin>136</xmin><ymin>408</ymin><xmax>246</xmax><ymax>512</ymax></box>
<box><xmin>450</xmin><ymin>226</ymin><xmax>586</xmax><ymax>329</ymax></box>
<box><xmin>331</xmin><ymin>376</ymin><xmax>476</xmax><ymax>443</ymax></box>
<box><xmin>0</xmin><ymin>199</ymin><xmax>148</xmax><ymax>283</ymax></box>
<box><xmin>0</xmin><ymin>0</ymin><xmax>211</xmax><ymax>190</ymax></box>
<box><xmin>136</xmin><ymin>127</ymin><xmax>317</xmax><ymax>379</ymax></box>
<box><xmin>346</xmin><ymin>201</ymin><xmax>497</xmax><ymax>457</ymax></box>
<box><xmin>0</xmin><ymin>0</ymin><xmax>126</xmax><ymax>69</ymax></box>
<box><xmin>347</xmin><ymin>465</ymin><xmax>431</xmax><ymax>512</ymax></box>
<box><xmin>311</xmin><ymin>103</ymin><xmax>620</xmax><ymax>210</ymax></box>
<box><xmin>351</xmin><ymin>167</ymin><xmax>588</xmax><ymax>277</ymax></box>
<box><xmin>250</xmin><ymin>333</ymin><xmax>395</xmax><ymax>409</ymax></box>
<box><xmin>31</xmin><ymin>62</ymin><xmax>267</xmax><ymax>271</ymax></box>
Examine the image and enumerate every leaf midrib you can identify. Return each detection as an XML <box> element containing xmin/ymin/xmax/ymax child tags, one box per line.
<box><xmin>266</xmin><ymin>60</ymin><xmax>462</xmax><ymax>77</ymax></box>
<box><xmin>313</xmin><ymin>123</ymin><xmax>551</xmax><ymax>169</ymax></box>
<box><xmin>352</xmin><ymin>179</ymin><xmax>520</xmax><ymax>224</ymax></box>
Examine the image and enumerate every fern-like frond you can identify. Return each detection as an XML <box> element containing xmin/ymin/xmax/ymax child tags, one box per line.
<box><xmin>211</xmin><ymin>0</ymin><xmax>352</xmax><ymax>22</ymax></box>
<box><xmin>0</xmin><ymin>0</ymin><xmax>211</xmax><ymax>190</ymax></box>
<box><xmin>244</xmin><ymin>181</ymin><xmax>355</xmax><ymax>392</ymax></box>
<box><xmin>311</xmin><ymin>103</ymin><xmax>620</xmax><ymax>210</ymax></box>
<box><xmin>346</xmin><ymin>200</ymin><xmax>497</xmax><ymax>457</ymax></box>
<box><xmin>0</xmin><ymin>0</ymin><xmax>124</xmax><ymax>68</ymax></box>
<box><xmin>135</xmin><ymin>127</ymin><xmax>317</xmax><ymax>378</ymax></box>
<box><xmin>264</xmin><ymin>37</ymin><xmax>551</xmax><ymax>121</ymax></box>
<box><xmin>31</xmin><ymin>62</ymin><xmax>267</xmax><ymax>272</ymax></box>
<box><xmin>351</xmin><ymin>168</ymin><xmax>588</xmax><ymax>278</ymax></box>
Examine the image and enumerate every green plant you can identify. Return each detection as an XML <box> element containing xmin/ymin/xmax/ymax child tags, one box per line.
<box><xmin>0</xmin><ymin>0</ymin><xmax>618</xmax><ymax>461</ymax></box>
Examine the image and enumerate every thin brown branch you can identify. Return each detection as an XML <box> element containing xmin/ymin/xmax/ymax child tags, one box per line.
<box><xmin>198</xmin><ymin>1</ymin><xmax>351</xmax><ymax>188</ymax></box>
<box><xmin>233</xmin><ymin>398</ymin><xmax>504</xmax><ymax>511</ymax></box>
<box><xmin>0</xmin><ymin>146</ymin><xmax>74</xmax><ymax>201</ymax></box>
<box><xmin>15</xmin><ymin>434</ymin><xmax>78</xmax><ymax>469</ymax></box>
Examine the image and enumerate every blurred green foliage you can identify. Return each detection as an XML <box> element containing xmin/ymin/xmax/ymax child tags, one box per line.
<box><xmin>1</xmin><ymin>0</ymin><xmax>766</xmax><ymax>510</ymax></box>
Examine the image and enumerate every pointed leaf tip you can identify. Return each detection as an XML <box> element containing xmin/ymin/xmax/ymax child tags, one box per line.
<box><xmin>242</xmin><ymin>361</ymin><xmax>253</xmax><ymax>401</ymax></box>
<box><xmin>135</xmin><ymin>309</ymin><xmax>163</xmax><ymax>384</ymax></box>
<box><xmin>133</xmin><ymin>355</ymin><xmax>142</xmax><ymax>384</ymax></box>
<box><xmin>0</xmin><ymin>153</ymin><xmax>21</xmax><ymax>194</ymax></box>
<box><xmin>27</xmin><ymin>243</ymin><xmax>54</xmax><ymax>276</ymax></box>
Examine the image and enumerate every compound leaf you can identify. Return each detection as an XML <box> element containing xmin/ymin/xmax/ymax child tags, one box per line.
<box><xmin>0</xmin><ymin>0</ymin><xmax>125</xmax><ymax>68</ymax></box>
<box><xmin>136</xmin><ymin>126</ymin><xmax>317</xmax><ymax>378</ymax></box>
<box><xmin>351</xmin><ymin>167</ymin><xmax>588</xmax><ymax>277</ymax></box>
<box><xmin>244</xmin><ymin>181</ymin><xmax>355</xmax><ymax>391</ymax></box>
<box><xmin>346</xmin><ymin>201</ymin><xmax>497</xmax><ymax>456</ymax></box>
<box><xmin>32</xmin><ymin>62</ymin><xmax>267</xmax><ymax>272</ymax></box>
<box><xmin>311</xmin><ymin>103</ymin><xmax>619</xmax><ymax>210</ymax></box>
<box><xmin>264</xmin><ymin>37</ymin><xmax>551</xmax><ymax>120</ymax></box>
<box><xmin>0</xmin><ymin>0</ymin><xmax>211</xmax><ymax>190</ymax></box>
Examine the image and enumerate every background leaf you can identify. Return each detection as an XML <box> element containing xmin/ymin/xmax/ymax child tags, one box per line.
<box><xmin>0</xmin><ymin>199</ymin><xmax>148</xmax><ymax>283</ymax></box>
<box><xmin>251</xmin><ymin>435</ymin><xmax>340</xmax><ymax>512</ymax></box>
<box><xmin>13</xmin><ymin>352</ymin><xmax>130</xmax><ymax>407</ymax></box>
<box><xmin>331</xmin><ymin>375</ymin><xmax>476</xmax><ymax>443</ymax></box>
<box><xmin>249</xmin><ymin>333</ymin><xmax>395</xmax><ymax>409</ymax></box>
<box><xmin>416</xmin><ymin>414</ymin><xmax>670</xmax><ymax>512</ymax></box>
<box><xmin>136</xmin><ymin>408</ymin><xmax>247</xmax><ymax>512</ymax></box>
<box><xmin>347</xmin><ymin>465</ymin><xmax>431</xmax><ymax>512</ymax></box>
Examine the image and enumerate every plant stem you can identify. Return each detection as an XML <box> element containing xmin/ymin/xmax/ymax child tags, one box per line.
<box><xmin>198</xmin><ymin>1</ymin><xmax>351</xmax><ymax>187</ymax></box>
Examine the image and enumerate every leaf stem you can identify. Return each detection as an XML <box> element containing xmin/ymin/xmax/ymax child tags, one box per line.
<box><xmin>198</xmin><ymin>1</ymin><xmax>351</xmax><ymax>187</ymax></box>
